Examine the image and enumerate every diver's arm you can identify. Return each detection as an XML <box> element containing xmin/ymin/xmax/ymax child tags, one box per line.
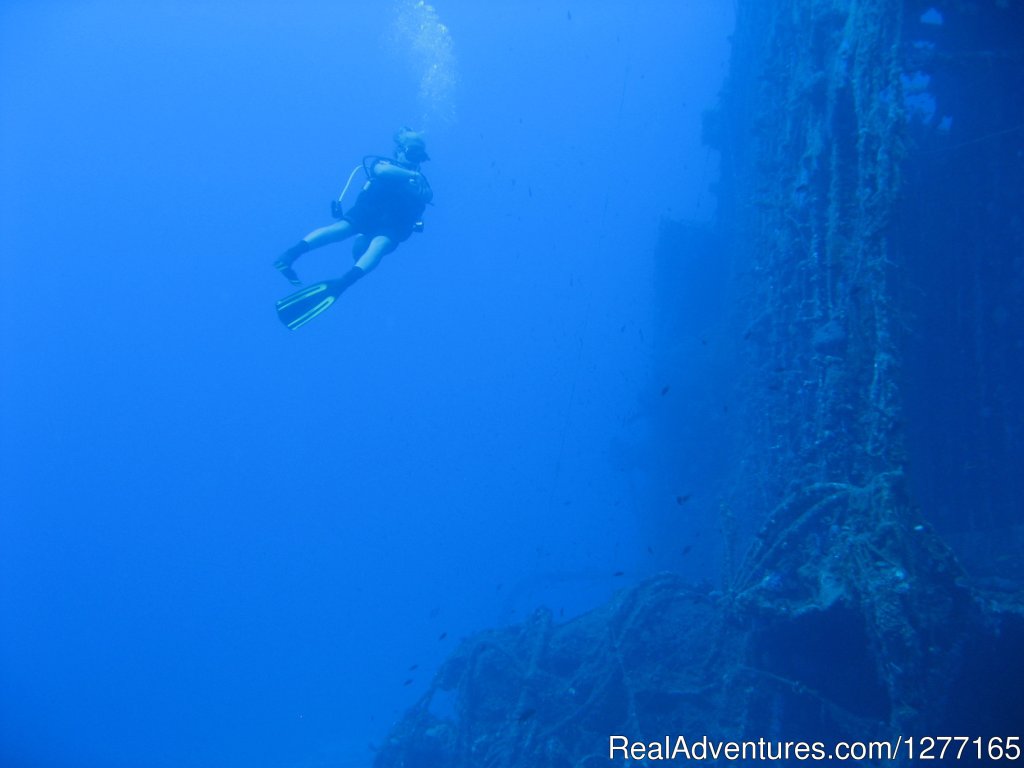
<box><xmin>370</xmin><ymin>160</ymin><xmax>432</xmax><ymax>203</ymax></box>
<box><xmin>370</xmin><ymin>159</ymin><xmax>420</xmax><ymax>182</ymax></box>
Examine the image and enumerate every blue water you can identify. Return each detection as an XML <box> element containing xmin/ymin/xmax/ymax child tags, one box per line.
<box><xmin>0</xmin><ymin>3</ymin><xmax>733</xmax><ymax>766</ymax></box>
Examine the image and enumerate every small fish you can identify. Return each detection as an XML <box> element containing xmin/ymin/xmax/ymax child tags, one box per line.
<box><xmin>518</xmin><ymin>708</ymin><xmax>537</xmax><ymax>722</ymax></box>
<box><xmin>403</xmin><ymin>679</ymin><xmax>413</xmax><ymax>686</ymax></box>
<box><xmin>676</xmin><ymin>494</ymin><xmax>691</xmax><ymax>505</ymax></box>
<box><xmin>439</xmin><ymin>631</ymin><xmax>448</xmax><ymax>641</ymax></box>
<box><xmin>613</xmin><ymin>570</ymin><xmax>625</xmax><ymax>577</ymax></box>
<box><xmin>682</xmin><ymin>545</ymin><xmax>692</xmax><ymax>555</ymax></box>
<box><xmin>660</xmin><ymin>385</ymin><xmax>671</xmax><ymax>396</ymax></box>
<box><xmin>408</xmin><ymin>664</ymin><xmax>418</xmax><ymax>671</ymax></box>
<box><xmin>567</xmin><ymin>10</ymin><xmax>572</xmax><ymax>21</ymax></box>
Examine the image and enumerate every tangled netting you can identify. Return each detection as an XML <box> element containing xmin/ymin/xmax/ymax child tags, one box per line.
<box><xmin>374</xmin><ymin>500</ymin><xmax>1019</xmax><ymax>768</ymax></box>
<box><xmin>375</xmin><ymin>575</ymin><xmax>732</xmax><ymax>768</ymax></box>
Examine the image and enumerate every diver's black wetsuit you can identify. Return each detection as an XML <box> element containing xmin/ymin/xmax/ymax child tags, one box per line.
<box><xmin>343</xmin><ymin>158</ymin><xmax>432</xmax><ymax>243</ymax></box>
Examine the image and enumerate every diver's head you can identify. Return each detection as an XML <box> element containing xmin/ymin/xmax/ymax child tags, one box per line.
<box><xmin>394</xmin><ymin>127</ymin><xmax>430</xmax><ymax>165</ymax></box>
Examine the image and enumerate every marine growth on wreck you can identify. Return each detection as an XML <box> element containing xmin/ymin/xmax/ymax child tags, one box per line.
<box><xmin>373</xmin><ymin>2</ymin><xmax>1024</xmax><ymax>766</ymax></box>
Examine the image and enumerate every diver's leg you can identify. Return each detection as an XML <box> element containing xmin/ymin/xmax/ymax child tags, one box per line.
<box><xmin>275</xmin><ymin>220</ymin><xmax>357</xmax><ymax>285</ymax></box>
<box><xmin>328</xmin><ymin>236</ymin><xmax>395</xmax><ymax>297</ymax></box>
<box><xmin>303</xmin><ymin>219</ymin><xmax>356</xmax><ymax>249</ymax></box>
<box><xmin>353</xmin><ymin>235</ymin><xmax>396</xmax><ymax>274</ymax></box>
<box><xmin>351</xmin><ymin>234</ymin><xmax>370</xmax><ymax>261</ymax></box>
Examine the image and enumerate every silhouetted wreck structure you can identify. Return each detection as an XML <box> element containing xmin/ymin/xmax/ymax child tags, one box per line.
<box><xmin>374</xmin><ymin>2</ymin><xmax>1023</xmax><ymax>765</ymax></box>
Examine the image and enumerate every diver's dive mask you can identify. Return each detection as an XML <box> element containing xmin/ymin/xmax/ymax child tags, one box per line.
<box><xmin>394</xmin><ymin>127</ymin><xmax>430</xmax><ymax>164</ymax></box>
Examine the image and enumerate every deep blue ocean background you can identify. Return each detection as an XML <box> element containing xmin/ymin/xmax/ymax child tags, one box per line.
<box><xmin>0</xmin><ymin>3</ymin><xmax>734</xmax><ymax>766</ymax></box>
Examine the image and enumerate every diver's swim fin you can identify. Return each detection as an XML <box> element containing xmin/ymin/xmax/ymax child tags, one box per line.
<box><xmin>275</xmin><ymin>267</ymin><xmax>364</xmax><ymax>330</ymax></box>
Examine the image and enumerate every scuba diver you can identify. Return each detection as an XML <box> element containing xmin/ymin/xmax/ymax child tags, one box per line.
<box><xmin>274</xmin><ymin>128</ymin><xmax>433</xmax><ymax>330</ymax></box>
